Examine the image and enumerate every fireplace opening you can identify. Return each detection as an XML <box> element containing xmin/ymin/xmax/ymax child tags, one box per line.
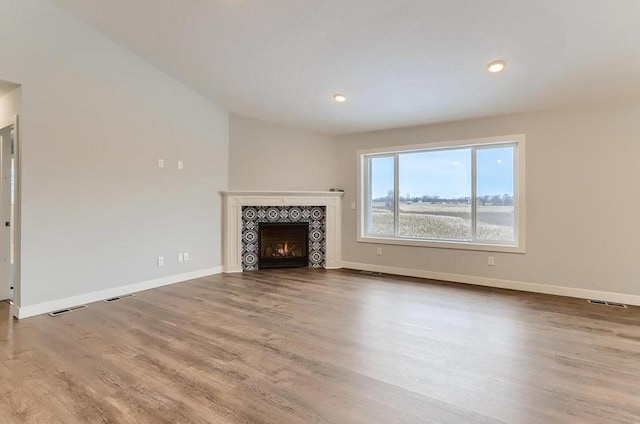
<box><xmin>258</xmin><ymin>222</ymin><xmax>309</xmax><ymax>269</ymax></box>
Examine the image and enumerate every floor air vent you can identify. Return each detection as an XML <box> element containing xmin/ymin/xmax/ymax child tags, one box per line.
<box><xmin>48</xmin><ymin>305</ymin><xmax>87</xmax><ymax>317</ymax></box>
<box><xmin>360</xmin><ymin>270</ymin><xmax>383</xmax><ymax>276</ymax></box>
<box><xmin>588</xmin><ymin>299</ymin><xmax>628</xmax><ymax>308</ymax></box>
<box><xmin>104</xmin><ymin>294</ymin><xmax>135</xmax><ymax>303</ymax></box>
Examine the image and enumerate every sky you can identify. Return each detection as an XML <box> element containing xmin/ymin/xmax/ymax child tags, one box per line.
<box><xmin>370</xmin><ymin>147</ymin><xmax>514</xmax><ymax>199</ymax></box>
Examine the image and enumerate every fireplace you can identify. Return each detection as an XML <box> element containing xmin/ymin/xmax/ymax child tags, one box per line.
<box><xmin>258</xmin><ymin>222</ymin><xmax>309</xmax><ymax>269</ymax></box>
<box><xmin>239</xmin><ymin>205</ymin><xmax>327</xmax><ymax>271</ymax></box>
<box><xmin>223</xmin><ymin>193</ymin><xmax>343</xmax><ymax>272</ymax></box>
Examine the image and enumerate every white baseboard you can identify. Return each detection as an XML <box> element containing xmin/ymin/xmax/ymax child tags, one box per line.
<box><xmin>342</xmin><ymin>261</ymin><xmax>640</xmax><ymax>307</ymax></box>
<box><xmin>15</xmin><ymin>267</ymin><xmax>223</xmax><ymax>319</ymax></box>
<box><xmin>223</xmin><ymin>266</ymin><xmax>243</xmax><ymax>273</ymax></box>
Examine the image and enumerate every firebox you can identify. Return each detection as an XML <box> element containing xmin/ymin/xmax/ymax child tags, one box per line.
<box><xmin>258</xmin><ymin>222</ymin><xmax>309</xmax><ymax>269</ymax></box>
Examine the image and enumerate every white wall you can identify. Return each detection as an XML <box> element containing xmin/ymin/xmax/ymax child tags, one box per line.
<box><xmin>335</xmin><ymin>100</ymin><xmax>640</xmax><ymax>301</ymax></box>
<box><xmin>229</xmin><ymin>114</ymin><xmax>340</xmax><ymax>191</ymax></box>
<box><xmin>0</xmin><ymin>0</ymin><xmax>228</xmax><ymax>315</ymax></box>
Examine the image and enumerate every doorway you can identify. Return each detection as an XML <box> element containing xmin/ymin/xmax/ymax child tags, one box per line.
<box><xmin>0</xmin><ymin>121</ymin><xmax>16</xmax><ymax>302</ymax></box>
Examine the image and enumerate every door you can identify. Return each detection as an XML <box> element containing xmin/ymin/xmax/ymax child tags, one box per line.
<box><xmin>0</xmin><ymin>124</ymin><xmax>13</xmax><ymax>301</ymax></box>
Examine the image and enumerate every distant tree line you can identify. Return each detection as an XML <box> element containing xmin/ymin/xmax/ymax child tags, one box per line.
<box><xmin>373</xmin><ymin>191</ymin><xmax>513</xmax><ymax>206</ymax></box>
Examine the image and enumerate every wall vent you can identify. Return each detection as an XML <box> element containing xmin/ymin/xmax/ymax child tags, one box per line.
<box><xmin>588</xmin><ymin>299</ymin><xmax>628</xmax><ymax>308</ymax></box>
<box><xmin>48</xmin><ymin>304</ymin><xmax>87</xmax><ymax>317</ymax></box>
<box><xmin>104</xmin><ymin>294</ymin><xmax>135</xmax><ymax>303</ymax></box>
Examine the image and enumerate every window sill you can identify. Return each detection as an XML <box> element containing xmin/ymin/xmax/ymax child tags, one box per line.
<box><xmin>357</xmin><ymin>235</ymin><xmax>526</xmax><ymax>254</ymax></box>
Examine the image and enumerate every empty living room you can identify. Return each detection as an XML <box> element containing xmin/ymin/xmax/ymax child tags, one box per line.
<box><xmin>1</xmin><ymin>1</ymin><xmax>639</xmax><ymax>423</ymax></box>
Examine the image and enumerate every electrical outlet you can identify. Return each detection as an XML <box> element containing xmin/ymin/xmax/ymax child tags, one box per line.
<box><xmin>376</xmin><ymin>247</ymin><xmax>383</xmax><ymax>256</ymax></box>
<box><xmin>158</xmin><ymin>159</ymin><xmax>164</xmax><ymax>168</ymax></box>
<box><xmin>488</xmin><ymin>256</ymin><xmax>495</xmax><ymax>266</ymax></box>
<box><xmin>157</xmin><ymin>256</ymin><xmax>164</xmax><ymax>266</ymax></box>
<box><xmin>184</xmin><ymin>252</ymin><xmax>190</xmax><ymax>262</ymax></box>
<box><xmin>177</xmin><ymin>253</ymin><xmax>184</xmax><ymax>263</ymax></box>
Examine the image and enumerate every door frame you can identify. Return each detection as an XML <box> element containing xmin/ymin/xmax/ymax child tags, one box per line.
<box><xmin>0</xmin><ymin>115</ymin><xmax>20</xmax><ymax>317</ymax></box>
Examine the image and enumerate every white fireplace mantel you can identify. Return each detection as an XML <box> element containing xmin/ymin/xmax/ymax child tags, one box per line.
<box><xmin>221</xmin><ymin>191</ymin><xmax>344</xmax><ymax>272</ymax></box>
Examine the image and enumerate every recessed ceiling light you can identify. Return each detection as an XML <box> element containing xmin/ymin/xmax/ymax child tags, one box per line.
<box><xmin>333</xmin><ymin>93</ymin><xmax>347</xmax><ymax>103</ymax></box>
<box><xmin>487</xmin><ymin>60</ymin><xmax>506</xmax><ymax>73</ymax></box>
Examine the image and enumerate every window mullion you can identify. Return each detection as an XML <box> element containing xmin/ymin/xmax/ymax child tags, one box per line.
<box><xmin>512</xmin><ymin>145</ymin><xmax>518</xmax><ymax>245</ymax></box>
<box><xmin>471</xmin><ymin>147</ymin><xmax>477</xmax><ymax>242</ymax></box>
<box><xmin>394</xmin><ymin>154</ymin><xmax>399</xmax><ymax>237</ymax></box>
<box><xmin>366</xmin><ymin>158</ymin><xmax>372</xmax><ymax>235</ymax></box>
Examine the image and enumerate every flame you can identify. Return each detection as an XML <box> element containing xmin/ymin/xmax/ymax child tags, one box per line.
<box><xmin>272</xmin><ymin>241</ymin><xmax>296</xmax><ymax>257</ymax></box>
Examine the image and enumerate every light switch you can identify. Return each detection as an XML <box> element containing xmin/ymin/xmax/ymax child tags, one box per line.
<box><xmin>178</xmin><ymin>160</ymin><xmax>184</xmax><ymax>170</ymax></box>
<box><xmin>178</xmin><ymin>253</ymin><xmax>184</xmax><ymax>263</ymax></box>
<box><xmin>351</xmin><ymin>202</ymin><xmax>356</xmax><ymax>210</ymax></box>
<box><xmin>158</xmin><ymin>159</ymin><xmax>164</xmax><ymax>168</ymax></box>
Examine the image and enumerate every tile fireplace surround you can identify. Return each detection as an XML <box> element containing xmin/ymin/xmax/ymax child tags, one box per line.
<box><xmin>221</xmin><ymin>191</ymin><xmax>344</xmax><ymax>272</ymax></box>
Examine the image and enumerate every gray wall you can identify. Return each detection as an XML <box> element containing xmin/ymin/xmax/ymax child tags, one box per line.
<box><xmin>0</xmin><ymin>0</ymin><xmax>228</xmax><ymax>309</ymax></box>
<box><xmin>228</xmin><ymin>98</ymin><xmax>640</xmax><ymax>298</ymax></box>
<box><xmin>335</xmin><ymin>100</ymin><xmax>640</xmax><ymax>297</ymax></box>
<box><xmin>229</xmin><ymin>114</ymin><xmax>340</xmax><ymax>191</ymax></box>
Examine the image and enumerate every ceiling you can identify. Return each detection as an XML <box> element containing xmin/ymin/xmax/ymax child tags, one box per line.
<box><xmin>0</xmin><ymin>80</ymin><xmax>19</xmax><ymax>98</ymax></box>
<box><xmin>52</xmin><ymin>0</ymin><xmax>640</xmax><ymax>134</ymax></box>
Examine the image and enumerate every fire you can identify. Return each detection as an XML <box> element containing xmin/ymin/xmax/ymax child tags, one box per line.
<box><xmin>277</xmin><ymin>242</ymin><xmax>290</xmax><ymax>257</ymax></box>
<box><xmin>273</xmin><ymin>241</ymin><xmax>296</xmax><ymax>258</ymax></box>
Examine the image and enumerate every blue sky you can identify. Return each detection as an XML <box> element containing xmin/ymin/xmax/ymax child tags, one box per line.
<box><xmin>371</xmin><ymin>147</ymin><xmax>514</xmax><ymax>198</ymax></box>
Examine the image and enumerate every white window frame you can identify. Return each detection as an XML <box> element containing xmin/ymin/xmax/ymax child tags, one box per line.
<box><xmin>357</xmin><ymin>134</ymin><xmax>526</xmax><ymax>253</ymax></box>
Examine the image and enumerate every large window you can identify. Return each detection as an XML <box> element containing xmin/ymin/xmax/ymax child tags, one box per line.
<box><xmin>359</xmin><ymin>135</ymin><xmax>525</xmax><ymax>252</ymax></box>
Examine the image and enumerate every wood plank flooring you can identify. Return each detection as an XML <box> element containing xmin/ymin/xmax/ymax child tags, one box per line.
<box><xmin>1</xmin><ymin>268</ymin><xmax>639</xmax><ymax>423</ymax></box>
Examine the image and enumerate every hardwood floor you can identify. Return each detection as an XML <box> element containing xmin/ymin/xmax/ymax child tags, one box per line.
<box><xmin>1</xmin><ymin>269</ymin><xmax>639</xmax><ymax>423</ymax></box>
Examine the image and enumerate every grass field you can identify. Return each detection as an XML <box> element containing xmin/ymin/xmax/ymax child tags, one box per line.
<box><xmin>371</xmin><ymin>202</ymin><xmax>514</xmax><ymax>241</ymax></box>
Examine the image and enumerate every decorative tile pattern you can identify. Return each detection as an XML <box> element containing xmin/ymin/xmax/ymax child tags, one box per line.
<box><xmin>241</xmin><ymin>206</ymin><xmax>326</xmax><ymax>271</ymax></box>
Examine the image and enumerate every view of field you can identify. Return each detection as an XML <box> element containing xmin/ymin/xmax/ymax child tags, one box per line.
<box><xmin>370</xmin><ymin>202</ymin><xmax>514</xmax><ymax>241</ymax></box>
